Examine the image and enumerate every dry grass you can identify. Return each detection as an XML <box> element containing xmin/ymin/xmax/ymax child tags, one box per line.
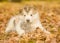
<box><xmin>0</xmin><ymin>1</ymin><xmax>60</xmax><ymax>43</ymax></box>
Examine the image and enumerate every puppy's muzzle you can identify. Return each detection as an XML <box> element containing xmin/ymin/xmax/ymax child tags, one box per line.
<box><xmin>26</xmin><ymin>19</ymin><xmax>30</xmax><ymax>22</ymax></box>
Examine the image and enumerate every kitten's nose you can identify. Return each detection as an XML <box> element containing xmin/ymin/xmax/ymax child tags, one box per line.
<box><xmin>26</xmin><ymin>19</ymin><xmax>30</xmax><ymax>22</ymax></box>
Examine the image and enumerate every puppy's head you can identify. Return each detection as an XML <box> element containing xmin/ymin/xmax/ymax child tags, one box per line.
<box><xmin>19</xmin><ymin>5</ymin><xmax>39</xmax><ymax>23</ymax></box>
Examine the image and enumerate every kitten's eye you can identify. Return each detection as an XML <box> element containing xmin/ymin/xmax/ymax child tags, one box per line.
<box><xmin>31</xmin><ymin>14</ymin><xmax>32</xmax><ymax>16</ymax></box>
<box><xmin>24</xmin><ymin>15</ymin><xmax>26</xmax><ymax>16</ymax></box>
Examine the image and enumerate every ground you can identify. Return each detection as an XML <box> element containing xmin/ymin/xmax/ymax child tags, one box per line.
<box><xmin>0</xmin><ymin>1</ymin><xmax>60</xmax><ymax>43</ymax></box>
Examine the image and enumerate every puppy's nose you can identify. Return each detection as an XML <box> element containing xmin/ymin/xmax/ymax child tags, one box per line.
<box><xmin>26</xmin><ymin>19</ymin><xmax>30</xmax><ymax>22</ymax></box>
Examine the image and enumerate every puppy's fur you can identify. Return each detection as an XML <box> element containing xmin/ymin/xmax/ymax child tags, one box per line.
<box><xmin>5</xmin><ymin>6</ymin><xmax>51</xmax><ymax>36</ymax></box>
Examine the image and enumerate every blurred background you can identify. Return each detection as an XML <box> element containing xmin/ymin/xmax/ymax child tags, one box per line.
<box><xmin>0</xmin><ymin>0</ymin><xmax>60</xmax><ymax>2</ymax></box>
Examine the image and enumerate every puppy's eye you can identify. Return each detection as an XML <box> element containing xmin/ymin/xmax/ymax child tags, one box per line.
<box><xmin>31</xmin><ymin>14</ymin><xmax>32</xmax><ymax>16</ymax></box>
<box><xmin>24</xmin><ymin>15</ymin><xmax>26</xmax><ymax>16</ymax></box>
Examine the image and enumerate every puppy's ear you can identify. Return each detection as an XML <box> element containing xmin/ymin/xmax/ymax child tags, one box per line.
<box><xmin>19</xmin><ymin>9</ymin><xmax>22</xmax><ymax>13</ymax></box>
<box><xmin>32</xmin><ymin>5</ymin><xmax>39</xmax><ymax>13</ymax></box>
<box><xmin>32</xmin><ymin>5</ymin><xmax>37</xmax><ymax>10</ymax></box>
<box><xmin>18</xmin><ymin>9</ymin><xmax>23</xmax><ymax>15</ymax></box>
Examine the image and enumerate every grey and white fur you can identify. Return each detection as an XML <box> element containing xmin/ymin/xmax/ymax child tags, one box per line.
<box><xmin>5</xmin><ymin>6</ymin><xmax>51</xmax><ymax>36</ymax></box>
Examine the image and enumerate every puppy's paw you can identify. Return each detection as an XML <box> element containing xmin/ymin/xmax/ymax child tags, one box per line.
<box><xmin>18</xmin><ymin>30</ymin><xmax>25</xmax><ymax>36</ymax></box>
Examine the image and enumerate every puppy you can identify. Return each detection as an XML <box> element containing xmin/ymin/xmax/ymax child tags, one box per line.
<box><xmin>5</xmin><ymin>6</ymin><xmax>51</xmax><ymax>36</ymax></box>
